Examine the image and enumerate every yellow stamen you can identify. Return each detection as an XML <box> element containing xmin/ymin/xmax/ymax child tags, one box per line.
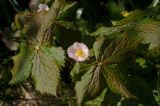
<box><xmin>75</xmin><ymin>49</ymin><xmax>86</xmax><ymax>58</ymax></box>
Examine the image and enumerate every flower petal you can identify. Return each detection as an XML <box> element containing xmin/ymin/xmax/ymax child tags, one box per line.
<box><xmin>67</xmin><ymin>46</ymin><xmax>76</xmax><ymax>58</ymax></box>
<box><xmin>37</xmin><ymin>4</ymin><xmax>49</xmax><ymax>12</ymax></box>
<box><xmin>67</xmin><ymin>42</ymin><xmax>89</xmax><ymax>62</ymax></box>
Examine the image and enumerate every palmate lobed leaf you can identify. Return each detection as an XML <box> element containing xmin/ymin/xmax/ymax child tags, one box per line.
<box><xmin>10</xmin><ymin>42</ymin><xmax>65</xmax><ymax>95</ymax></box>
<box><xmin>31</xmin><ymin>45</ymin><xmax>65</xmax><ymax>95</ymax></box>
<box><xmin>32</xmin><ymin>45</ymin><xmax>65</xmax><ymax>95</ymax></box>
<box><xmin>94</xmin><ymin>32</ymin><xmax>141</xmax><ymax>63</ymax></box>
<box><xmin>72</xmin><ymin>63</ymin><xmax>104</xmax><ymax>105</ymax></box>
<box><xmin>103</xmin><ymin>65</ymin><xmax>158</xmax><ymax>106</ymax></box>
<box><xmin>73</xmin><ymin>28</ymin><xmax>143</xmax><ymax>105</ymax></box>
<box><xmin>10</xmin><ymin>0</ymin><xmax>69</xmax><ymax>96</ymax></box>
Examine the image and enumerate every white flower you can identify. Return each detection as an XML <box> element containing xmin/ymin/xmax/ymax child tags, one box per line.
<box><xmin>67</xmin><ymin>42</ymin><xmax>89</xmax><ymax>62</ymax></box>
<box><xmin>76</xmin><ymin>8</ymin><xmax>83</xmax><ymax>20</ymax></box>
<box><xmin>37</xmin><ymin>4</ymin><xmax>49</xmax><ymax>12</ymax></box>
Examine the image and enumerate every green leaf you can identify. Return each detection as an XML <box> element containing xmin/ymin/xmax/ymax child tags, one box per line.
<box><xmin>92</xmin><ymin>24</ymin><xmax>141</xmax><ymax>63</ymax></box>
<box><xmin>75</xmin><ymin>63</ymin><xmax>104</xmax><ymax>105</ymax></box>
<box><xmin>10</xmin><ymin>0</ymin><xmax>67</xmax><ymax>95</ymax></box>
<box><xmin>43</xmin><ymin>46</ymin><xmax>65</xmax><ymax>68</ymax></box>
<box><xmin>91</xmin><ymin>23</ymin><xmax>135</xmax><ymax>37</ymax></box>
<box><xmin>134</xmin><ymin>20</ymin><xmax>160</xmax><ymax>50</ymax></box>
<box><xmin>57</xmin><ymin>0</ymin><xmax>77</xmax><ymax>20</ymax></box>
<box><xmin>84</xmin><ymin>88</ymin><xmax>107</xmax><ymax>106</ymax></box>
<box><xmin>71</xmin><ymin>62</ymin><xmax>93</xmax><ymax>81</ymax></box>
<box><xmin>10</xmin><ymin>42</ymin><xmax>65</xmax><ymax>96</ymax></box>
<box><xmin>102</xmin><ymin>33</ymin><xmax>141</xmax><ymax>63</ymax></box>
<box><xmin>103</xmin><ymin>65</ymin><xmax>137</xmax><ymax>99</ymax></box>
<box><xmin>31</xmin><ymin>45</ymin><xmax>65</xmax><ymax>95</ymax></box>
<box><xmin>54</xmin><ymin>21</ymin><xmax>77</xmax><ymax>30</ymax></box>
<box><xmin>93</xmin><ymin>36</ymin><xmax>105</xmax><ymax>59</ymax></box>
<box><xmin>10</xmin><ymin>42</ymin><xmax>32</xmax><ymax>84</ymax></box>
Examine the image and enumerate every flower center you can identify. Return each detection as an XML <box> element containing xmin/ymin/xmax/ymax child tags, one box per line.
<box><xmin>75</xmin><ymin>49</ymin><xmax>86</xmax><ymax>58</ymax></box>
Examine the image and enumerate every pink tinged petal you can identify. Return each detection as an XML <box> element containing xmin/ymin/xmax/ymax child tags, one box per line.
<box><xmin>67</xmin><ymin>42</ymin><xmax>89</xmax><ymax>62</ymax></box>
<box><xmin>37</xmin><ymin>4</ymin><xmax>49</xmax><ymax>12</ymax></box>
<box><xmin>72</xmin><ymin>42</ymin><xmax>82</xmax><ymax>50</ymax></box>
<box><xmin>67</xmin><ymin>46</ymin><xmax>76</xmax><ymax>59</ymax></box>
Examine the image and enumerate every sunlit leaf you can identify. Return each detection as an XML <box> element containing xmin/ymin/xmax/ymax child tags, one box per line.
<box><xmin>43</xmin><ymin>46</ymin><xmax>65</xmax><ymax>68</ymax></box>
<box><xmin>31</xmin><ymin>45</ymin><xmax>65</xmax><ymax>95</ymax></box>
